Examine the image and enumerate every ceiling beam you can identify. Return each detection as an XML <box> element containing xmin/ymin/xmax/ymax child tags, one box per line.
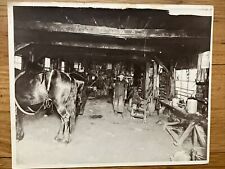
<box><xmin>15</xmin><ymin>40</ymin><xmax>154</xmax><ymax>54</ymax></box>
<box><xmin>49</xmin><ymin>41</ymin><xmax>154</xmax><ymax>53</ymax></box>
<box><xmin>15</xmin><ymin>20</ymin><xmax>207</xmax><ymax>39</ymax></box>
<box><xmin>15</xmin><ymin>43</ymin><xmax>32</xmax><ymax>52</ymax></box>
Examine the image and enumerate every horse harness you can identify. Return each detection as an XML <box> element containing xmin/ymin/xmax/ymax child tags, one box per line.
<box><xmin>15</xmin><ymin>70</ymin><xmax>72</xmax><ymax>116</ymax></box>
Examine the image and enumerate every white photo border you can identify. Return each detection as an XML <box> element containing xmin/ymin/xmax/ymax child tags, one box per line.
<box><xmin>8</xmin><ymin>2</ymin><xmax>214</xmax><ymax>168</ymax></box>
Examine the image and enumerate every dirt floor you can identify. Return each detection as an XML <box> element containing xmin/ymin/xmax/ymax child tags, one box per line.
<box><xmin>16</xmin><ymin>98</ymin><xmax>184</xmax><ymax>167</ymax></box>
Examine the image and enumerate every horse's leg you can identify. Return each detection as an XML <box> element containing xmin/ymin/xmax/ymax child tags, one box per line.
<box><xmin>80</xmin><ymin>96</ymin><xmax>88</xmax><ymax>115</ymax></box>
<box><xmin>54</xmin><ymin>105</ymin><xmax>67</xmax><ymax>142</ymax></box>
<box><xmin>54</xmin><ymin>104</ymin><xmax>73</xmax><ymax>143</ymax></box>
<box><xmin>62</xmin><ymin>100</ymin><xmax>77</xmax><ymax>143</ymax></box>
<box><xmin>16</xmin><ymin>107</ymin><xmax>24</xmax><ymax>141</ymax></box>
<box><xmin>61</xmin><ymin>112</ymin><xmax>72</xmax><ymax>144</ymax></box>
<box><xmin>77</xmin><ymin>93</ymin><xmax>85</xmax><ymax>115</ymax></box>
<box><xmin>69</xmin><ymin>111</ymin><xmax>76</xmax><ymax>132</ymax></box>
<box><xmin>55</xmin><ymin>116</ymin><xmax>65</xmax><ymax>142</ymax></box>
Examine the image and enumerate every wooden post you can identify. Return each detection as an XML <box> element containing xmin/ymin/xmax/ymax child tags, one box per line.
<box><xmin>145</xmin><ymin>62</ymin><xmax>151</xmax><ymax>98</ymax></box>
<box><xmin>193</xmin><ymin>127</ymin><xmax>199</xmax><ymax>147</ymax></box>
<box><xmin>195</xmin><ymin>125</ymin><xmax>207</xmax><ymax>147</ymax></box>
<box><xmin>153</xmin><ymin>61</ymin><xmax>158</xmax><ymax>98</ymax></box>
<box><xmin>28</xmin><ymin>51</ymin><xmax>34</xmax><ymax>62</ymax></box>
<box><xmin>170</xmin><ymin>67</ymin><xmax>176</xmax><ymax>98</ymax></box>
<box><xmin>57</xmin><ymin>58</ymin><xmax>61</xmax><ymax>70</ymax></box>
<box><xmin>146</xmin><ymin>61</ymin><xmax>157</xmax><ymax>115</ymax></box>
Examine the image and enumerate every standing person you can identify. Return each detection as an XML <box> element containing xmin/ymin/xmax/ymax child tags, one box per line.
<box><xmin>113</xmin><ymin>74</ymin><xmax>127</xmax><ymax>117</ymax></box>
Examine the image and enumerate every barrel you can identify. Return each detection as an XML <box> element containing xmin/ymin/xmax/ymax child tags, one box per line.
<box><xmin>187</xmin><ymin>98</ymin><xmax>198</xmax><ymax>114</ymax></box>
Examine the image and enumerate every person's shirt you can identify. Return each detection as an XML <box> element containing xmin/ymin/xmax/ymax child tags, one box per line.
<box><xmin>114</xmin><ymin>80</ymin><xmax>127</xmax><ymax>97</ymax></box>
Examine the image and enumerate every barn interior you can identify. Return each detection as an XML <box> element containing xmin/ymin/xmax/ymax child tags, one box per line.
<box><xmin>14</xmin><ymin>6</ymin><xmax>211</xmax><ymax>166</ymax></box>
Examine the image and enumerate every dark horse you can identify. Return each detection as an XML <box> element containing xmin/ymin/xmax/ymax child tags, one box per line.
<box><xmin>15</xmin><ymin>63</ymin><xmax>92</xmax><ymax>143</ymax></box>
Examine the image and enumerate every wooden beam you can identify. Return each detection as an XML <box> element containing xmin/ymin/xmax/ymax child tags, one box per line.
<box><xmin>15</xmin><ymin>21</ymin><xmax>207</xmax><ymax>39</ymax></box>
<box><xmin>15</xmin><ymin>43</ymin><xmax>32</xmax><ymax>52</ymax></box>
<box><xmin>195</xmin><ymin>125</ymin><xmax>207</xmax><ymax>147</ymax></box>
<box><xmin>165</xmin><ymin>126</ymin><xmax>179</xmax><ymax>143</ymax></box>
<box><xmin>49</xmin><ymin>41</ymin><xmax>154</xmax><ymax>53</ymax></box>
<box><xmin>16</xmin><ymin>43</ymin><xmax>152</xmax><ymax>62</ymax></box>
<box><xmin>175</xmin><ymin>121</ymin><xmax>195</xmax><ymax>146</ymax></box>
<box><xmin>15</xmin><ymin>41</ymin><xmax>155</xmax><ymax>55</ymax></box>
<box><xmin>153</xmin><ymin>55</ymin><xmax>169</xmax><ymax>73</ymax></box>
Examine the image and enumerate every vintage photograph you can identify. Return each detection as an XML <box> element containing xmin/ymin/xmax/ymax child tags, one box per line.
<box><xmin>8</xmin><ymin>3</ymin><xmax>213</xmax><ymax>168</ymax></box>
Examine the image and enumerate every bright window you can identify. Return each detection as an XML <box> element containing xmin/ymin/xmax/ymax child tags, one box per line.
<box><xmin>44</xmin><ymin>58</ymin><xmax>51</xmax><ymax>70</ymax></box>
<box><xmin>15</xmin><ymin>56</ymin><xmax>22</xmax><ymax>70</ymax></box>
<box><xmin>61</xmin><ymin>61</ymin><xmax>65</xmax><ymax>72</ymax></box>
<box><xmin>175</xmin><ymin>69</ymin><xmax>197</xmax><ymax>101</ymax></box>
<box><xmin>74</xmin><ymin>62</ymin><xmax>84</xmax><ymax>72</ymax></box>
<box><xmin>74</xmin><ymin>62</ymin><xmax>79</xmax><ymax>69</ymax></box>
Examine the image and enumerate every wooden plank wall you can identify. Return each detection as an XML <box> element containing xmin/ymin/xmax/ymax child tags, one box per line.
<box><xmin>0</xmin><ymin>0</ymin><xmax>224</xmax><ymax>168</ymax></box>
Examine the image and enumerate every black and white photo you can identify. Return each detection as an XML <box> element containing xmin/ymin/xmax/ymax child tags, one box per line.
<box><xmin>8</xmin><ymin>2</ymin><xmax>213</xmax><ymax>168</ymax></box>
